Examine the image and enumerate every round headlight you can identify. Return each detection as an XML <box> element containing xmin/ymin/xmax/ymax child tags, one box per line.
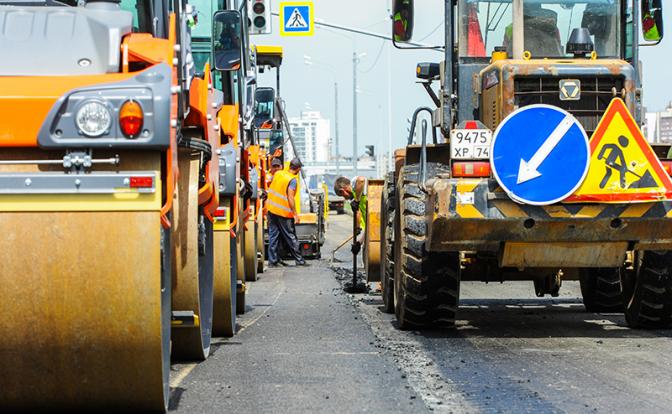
<box><xmin>76</xmin><ymin>101</ymin><xmax>112</xmax><ymax>137</ymax></box>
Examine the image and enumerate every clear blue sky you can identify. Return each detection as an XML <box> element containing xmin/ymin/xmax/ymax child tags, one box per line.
<box><xmin>254</xmin><ymin>0</ymin><xmax>671</xmax><ymax>160</ymax></box>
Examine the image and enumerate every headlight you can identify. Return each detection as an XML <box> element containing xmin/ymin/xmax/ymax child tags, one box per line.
<box><xmin>75</xmin><ymin>101</ymin><xmax>112</xmax><ymax>137</ymax></box>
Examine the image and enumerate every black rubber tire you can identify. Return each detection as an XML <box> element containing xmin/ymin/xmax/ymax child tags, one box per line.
<box><xmin>380</xmin><ymin>171</ymin><xmax>395</xmax><ymax>314</ymax></box>
<box><xmin>579</xmin><ymin>268</ymin><xmax>624</xmax><ymax>313</ymax></box>
<box><xmin>622</xmin><ymin>251</ymin><xmax>672</xmax><ymax>329</ymax></box>
<box><xmin>393</xmin><ymin>164</ymin><xmax>460</xmax><ymax>330</ymax></box>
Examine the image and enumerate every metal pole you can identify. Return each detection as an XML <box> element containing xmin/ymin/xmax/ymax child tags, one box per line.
<box><xmin>442</xmin><ymin>0</ymin><xmax>454</xmax><ymax>135</ymax></box>
<box><xmin>512</xmin><ymin>0</ymin><xmax>524</xmax><ymax>59</ymax></box>
<box><xmin>352</xmin><ymin>205</ymin><xmax>358</xmax><ymax>289</ymax></box>
<box><xmin>386</xmin><ymin>41</ymin><xmax>393</xmax><ymax>171</ymax></box>
<box><xmin>353</xmin><ymin>52</ymin><xmax>358</xmax><ymax>175</ymax></box>
<box><xmin>270</xmin><ymin>12</ymin><xmax>442</xmax><ymax>50</ymax></box>
<box><xmin>334</xmin><ymin>81</ymin><xmax>340</xmax><ymax>173</ymax></box>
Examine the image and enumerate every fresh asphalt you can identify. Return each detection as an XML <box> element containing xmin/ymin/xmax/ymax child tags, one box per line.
<box><xmin>169</xmin><ymin>213</ymin><xmax>672</xmax><ymax>413</ymax></box>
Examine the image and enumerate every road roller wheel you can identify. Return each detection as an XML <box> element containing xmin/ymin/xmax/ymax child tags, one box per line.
<box><xmin>159</xmin><ymin>219</ymin><xmax>172</xmax><ymax>409</ymax></box>
<box><xmin>380</xmin><ymin>171</ymin><xmax>396</xmax><ymax>314</ymax></box>
<box><xmin>213</xmin><ymin>199</ymin><xmax>237</xmax><ymax>338</ymax></box>
<box><xmin>171</xmin><ymin>150</ymin><xmax>215</xmax><ymax>361</ymax></box>
<box><xmin>0</xmin><ymin>211</ymin><xmax>171</xmax><ymax>411</ymax></box>
<box><xmin>579</xmin><ymin>268</ymin><xmax>624</xmax><ymax>313</ymax></box>
<box><xmin>235</xmin><ymin>226</ymin><xmax>247</xmax><ymax>315</ymax></box>
<box><xmin>622</xmin><ymin>251</ymin><xmax>672</xmax><ymax>329</ymax></box>
<box><xmin>393</xmin><ymin>164</ymin><xmax>460</xmax><ymax>330</ymax></box>
<box><xmin>244</xmin><ymin>216</ymin><xmax>258</xmax><ymax>282</ymax></box>
<box><xmin>257</xmin><ymin>210</ymin><xmax>265</xmax><ymax>274</ymax></box>
<box><xmin>0</xmin><ymin>149</ymin><xmax>171</xmax><ymax>411</ymax></box>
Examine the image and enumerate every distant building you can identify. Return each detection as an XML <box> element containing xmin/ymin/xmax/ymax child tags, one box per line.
<box><xmin>646</xmin><ymin>103</ymin><xmax>672</xmax><ymax>144</ymax></box>
<box><xmin>288</xmin><ymin>111</ymin><xmax>331</xmax><ymax>163</ymax></box>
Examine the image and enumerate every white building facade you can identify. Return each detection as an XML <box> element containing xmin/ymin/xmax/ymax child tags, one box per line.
<box><xmin>645</xmin><ymin>103</ymin><xmax>672</xmax><ymax>144</ymax></box>
<box><xmin>288</xmin><ymin>111</ymin><xmax>331</xmax><ymax>163</ymax></box>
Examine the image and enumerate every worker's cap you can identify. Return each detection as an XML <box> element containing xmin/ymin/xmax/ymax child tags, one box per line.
<box><xmin>289</xmin><ymin>158</ymin><xmax>303</xmax><ymax>169</ymax></box>
<box><xmin>271</xmin><ymin>158</ymin><xmax>282</xmax><ymax>167</ymax></box>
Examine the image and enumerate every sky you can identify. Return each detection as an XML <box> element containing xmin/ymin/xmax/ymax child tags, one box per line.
<box><xmin>252</xmin><ymin>0</ymin><xmax>672</xmax><ymax>161</ymax></box>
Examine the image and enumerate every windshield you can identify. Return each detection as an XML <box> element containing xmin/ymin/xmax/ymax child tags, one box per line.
<box><xmin>254</xmin><ymin>88</ymin><xmax>276</xmax><ymax>128</ymax></box>
<box><xmin>459</xmin><ymin>0</ymin><xmax>622</xmax><ymax>59</ymax></box>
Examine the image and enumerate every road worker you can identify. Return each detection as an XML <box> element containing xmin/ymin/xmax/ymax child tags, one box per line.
<box><xmin>333</xmin><ymin>176</ymin><xmax>367</xmax><ymax>255</ymax></box>
<box><xmin>267</xmin><ymin>158</ymin><xmax>307</xmax><ymax>267</ymax></box>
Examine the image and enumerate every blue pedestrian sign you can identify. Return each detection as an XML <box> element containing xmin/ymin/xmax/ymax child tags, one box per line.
<box><xmin>491</xmin><ymin>105</ymin><xmax>590</xmax><ymax>205</ymax></box>
<box><xmin>280</xmin><ymin>2</ymin><xmax>314</xmax><ymax>37</ymax></box>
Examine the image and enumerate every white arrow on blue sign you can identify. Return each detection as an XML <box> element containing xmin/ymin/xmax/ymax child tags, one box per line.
<box><xmin>490</xmin><ymin>104</ymin><xmax>590</xmax><ymax>205</ymax></box>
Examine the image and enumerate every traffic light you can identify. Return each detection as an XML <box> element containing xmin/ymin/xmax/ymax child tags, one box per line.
<box><xmin>365</xmin><ymin>145</ymin><xmax>375</xmax><ymax>158</ymax></box>
<box><xmin>248</xmin><ymin>0</ymin><xmax>271</xmax><ymax>35</ymax></box>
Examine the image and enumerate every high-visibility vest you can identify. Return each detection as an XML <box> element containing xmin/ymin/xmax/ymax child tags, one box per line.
<box><xmin>354</xmin><ymin>190</ymin><xmax>367</xmax><ymax>230</ymax></box>
<box><xmin>267</xmin><ymin>170</ymin><xmax>295</xmax><ymax>218</ymax></box>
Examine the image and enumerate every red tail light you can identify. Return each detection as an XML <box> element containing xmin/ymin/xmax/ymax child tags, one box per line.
<box><xmin>119</xmin><ymin>100</ymin><xmax>144</xmax><ymax>138</ymax></box>
<box><xmin>452</xmin><ymin>161</ymin><xmax>491</xmax><ymax>178</ymax></box>
<box><xmin>129</xmin><ymin>176</ymin><xmax>153</xmax><ymax>188</ymax></box>
<box><xmin>214</xmin><ymin>208</ymin><xmax>227</xmax><ymax>217</ymax></box>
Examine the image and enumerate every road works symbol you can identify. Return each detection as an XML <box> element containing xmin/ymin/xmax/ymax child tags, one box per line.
<box><xmin>567</xmin><ymin>98</ymin><xmax>672</xmax><ymax>203</ymax></box>
<box><xmin>491</xmin><ymin>105</ymin><xmax>590</xmax><ymax>205</ymax></box>
<box><xmin>280</xmin><ymin>2</ymin><xmax>313</xmax><ymax>37</ymax></box>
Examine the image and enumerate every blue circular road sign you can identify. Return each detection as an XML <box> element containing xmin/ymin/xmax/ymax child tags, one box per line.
<box><xmin>491</xmin><ymin>105</ymin><xmax>590</xmax><ymax>205</ymax></box>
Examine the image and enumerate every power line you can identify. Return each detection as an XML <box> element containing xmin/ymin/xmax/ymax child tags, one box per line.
<box><xmin>359</xmin><ymin>40</ymin><xmax>386</xmax><ymax>73</ymax></box>
<box><xmin>417</xmin><ymin>21</ymin><xmax>444</xmax><ymax>42</ymax></box>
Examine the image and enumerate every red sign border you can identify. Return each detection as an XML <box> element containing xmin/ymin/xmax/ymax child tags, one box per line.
<box><xmin>566</xmin><ymin>98</ymin><xmax>672</xmax><ymax>202</ymax></box>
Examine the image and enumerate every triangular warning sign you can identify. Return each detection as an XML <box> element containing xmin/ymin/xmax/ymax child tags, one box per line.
<box><xmin>567</xmin><ymin>98</ymin><xmax>672</xmax><ymax>203</ymax></box>
<box><xmin>286</xmin><ymin>8</ymin><xmax>308</xmax><ymax>28</ymax></box>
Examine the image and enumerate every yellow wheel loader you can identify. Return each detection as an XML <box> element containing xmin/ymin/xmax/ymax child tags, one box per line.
<box><xmin>382</xmin><ymin>0</ymin><xmax>672</xmax><ymax>330</ymax></box>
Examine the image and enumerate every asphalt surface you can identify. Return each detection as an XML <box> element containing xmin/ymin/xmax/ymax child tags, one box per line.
<box><xmin>170</xmin><ymin>213</ymin><xmax>672</xmax><ymax>413</ymax></box>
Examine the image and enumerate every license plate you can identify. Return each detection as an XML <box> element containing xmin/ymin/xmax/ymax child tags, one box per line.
<box><xmin>450</xmin><ymin>129</ymin><xmax>492</xmax><ymax>160</ymax></box>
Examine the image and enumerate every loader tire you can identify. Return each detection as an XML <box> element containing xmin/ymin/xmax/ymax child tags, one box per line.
<box><xmin>622</xmin><ymin>251</ymin><xmax>672</xmax><ymax>329</ymax></box>
<box><xmin>393</xmin><ymin>164</ymin><xmax>460</xmax><ymax>330</ymax></box>
<box><xmin>380</xmin><ymin>171</ymin><xmax>396</xmax><ymax>314</ymax></box>
<box><xmin>579</xmin><ymin>268</ymin><xmax>624</xmax><ymax>313</ymax></box>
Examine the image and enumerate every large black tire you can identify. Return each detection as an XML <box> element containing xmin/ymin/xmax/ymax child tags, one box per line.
<box><xmin>579</xmin><ymin>268</ymin><xmax>624</xmax><ymax>313</ymax></box>
<box><xmin>622</xmin><ymin>251</ymin><xmax>672</xmax><ymax>329</ymax></box>
<box><xmin>393</xmin><ymin>164</ymin><xmax>460</xmax><ymax>329</ymax></box>
<box><xmin>380</xmin><ymin>171</ymin><xmax>395</xmax><ymax>314</ymax></box>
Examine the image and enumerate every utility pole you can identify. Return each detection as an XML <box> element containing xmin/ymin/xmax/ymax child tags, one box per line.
<box><xmin>334</xmin><ymin>81</ymin><xmax>340</xmax><ymax>173</ymax></box>
<box><xmin>386</xmin><ymin>41</ymin><xmax>393</xmax><ymax>171</ymax></box>
<box><xmin>352</xmin><ymin>51</ymin><xmax>358</xmax><ymax>175</ymax></box>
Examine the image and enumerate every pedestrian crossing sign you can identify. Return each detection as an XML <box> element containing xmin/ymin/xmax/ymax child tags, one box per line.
<box><xmin>280</xmin><ymin>2</ymin><xmax>313</xmax><ymax>37</ymax></box>
<box><xmin>567</xmin><ymin>98</ymin><xmax>672</xmax><ymax>203</ymax></box>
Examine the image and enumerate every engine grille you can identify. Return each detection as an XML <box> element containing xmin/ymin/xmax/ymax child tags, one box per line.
<box><xmin>513</xmin><ymin>76</ymin><xmax>625</xmax><ymax>136</ymax></box>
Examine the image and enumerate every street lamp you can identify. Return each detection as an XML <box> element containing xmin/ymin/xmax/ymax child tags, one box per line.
<box><xmin>303</xmin><ymin>55</ymin><xmax>341</xmax><ymax>173</ymax></box>
<box><xmin>352</xmin><ymin>51</ymin><xmax>367</xmax><ymax>175</ymax></box>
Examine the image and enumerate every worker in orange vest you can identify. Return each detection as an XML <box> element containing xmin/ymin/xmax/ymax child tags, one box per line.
<box><xmin>267</xmin><ymin>158</ymin><xmax>307</xmax><ymax>267</ymax></box>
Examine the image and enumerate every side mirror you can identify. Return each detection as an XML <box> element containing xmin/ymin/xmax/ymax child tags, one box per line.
<box><xmin>642</xmin><ymin>0</ymin><xmax>663</xmax><ymax>42</ymax></box>
<box><xmin>392</xmin><ymin>0</ymin><xmax>414</xmax><ymax>43</ymax></box>
<box><xmin>212</xmin><ymin>10</ymin><xmax>243</xmax><ymax>71</ymax></box>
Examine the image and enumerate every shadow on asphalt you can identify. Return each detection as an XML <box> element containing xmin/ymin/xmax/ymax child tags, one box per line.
<box><xmin>365</xmin><ymin>293</ymin><xmax>672</xmax><ymax>340</ymax></box>
<box><xmin>168</xmin><ymin>387</ymin><xmax>185</xmax><ymax>411</ymax></box>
